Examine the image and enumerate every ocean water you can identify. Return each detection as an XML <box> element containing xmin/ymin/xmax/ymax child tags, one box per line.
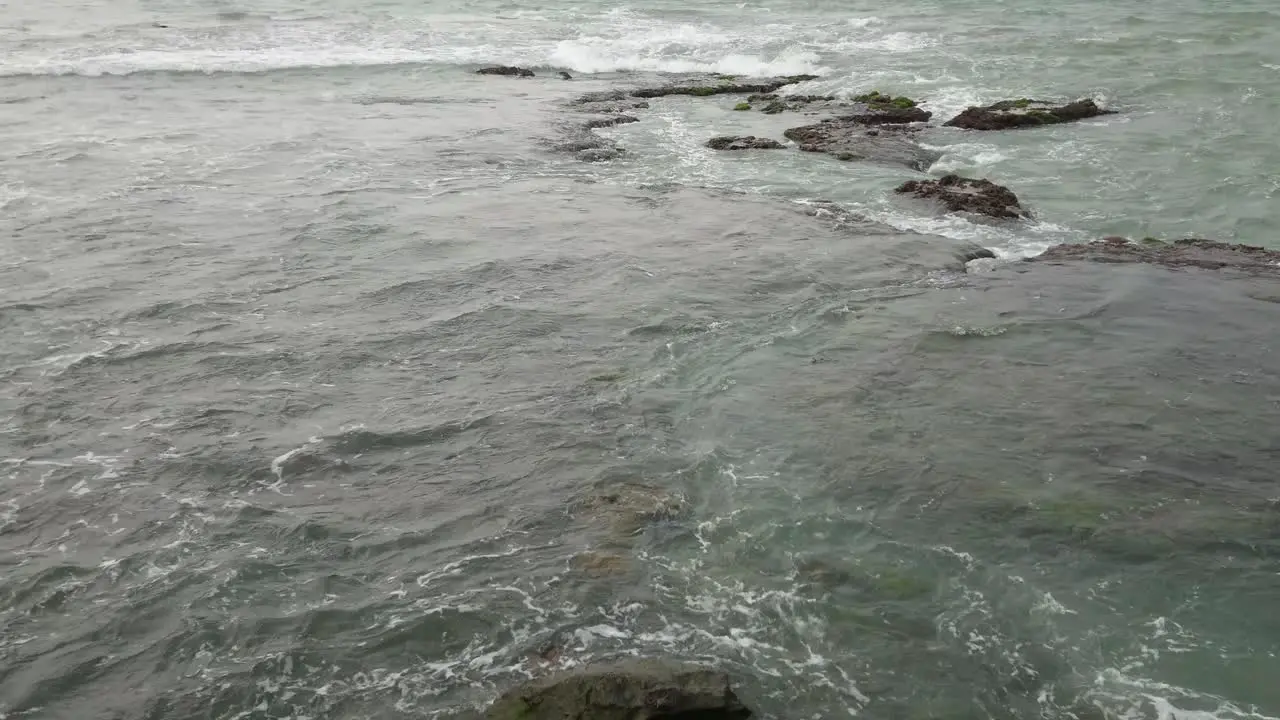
<box><xmin>3</xmin><ymin>0</ymin><xmax>1280</xmax><ymax>718</ymax></box>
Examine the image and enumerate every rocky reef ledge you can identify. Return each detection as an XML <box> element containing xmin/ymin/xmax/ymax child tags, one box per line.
<box><xmin>485</xmin><ymin>659</ymin><xmax>753</xmax><ymax>720</ymax></box>
<box><xmin>1029</xmin><ymin>237</ymin><xmax>1280</xmax><ymax>273</ymax></box>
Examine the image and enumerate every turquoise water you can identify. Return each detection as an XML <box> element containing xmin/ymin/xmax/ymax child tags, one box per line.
<box><xmin>2</xmin><ymin>1</ymin><xmax>1280</xmax><ymax>718</ymax></box>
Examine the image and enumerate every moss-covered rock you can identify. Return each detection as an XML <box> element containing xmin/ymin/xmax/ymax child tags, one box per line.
<box><xmin>733</xmin><ymin>102</ymin><xmax>751</xmax><ymax>111</ymax></box>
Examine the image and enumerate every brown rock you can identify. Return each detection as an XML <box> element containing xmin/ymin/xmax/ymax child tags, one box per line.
<box><xmin>570</xmin><ymin>551</ymin><xmax>630</xmax><ymax>576</ymax></box>
<box><xmin>577</xmin><ymin>483</ymin><xmax>686</xmax><ymax>538</ymax></box>
<box><xmin>895</xmin><ymin>174</ymin><xmax>1028</xmax><ymax>219</ymax></box>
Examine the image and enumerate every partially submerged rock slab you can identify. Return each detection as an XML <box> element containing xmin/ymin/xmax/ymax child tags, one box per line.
<box><xmin>477</xmin><ymin>66</ymin><xmax>535</xmax><ymax>78</ymax></box>
<box><xmin>895</xmin><ymin>175</ymin><xmax>1029</xmax><ymax>219</ymax></box>
<box><xmin>706</xmin><ymin>135</ymin><xmax>784</xmax><ymax>150</ymax></box>
<box><xmin>784</xmin><ymin>119</ymin><xmax>940</xmax><ymax>170</ymax></box>
<box><xmin>583</xmin><ymin>115</ymin><xmax>640</xmax><ymax>130</ymax></box>
<box><xmin>576</xmin><ymin>483</ymin><xmax>686</xmax><ymax>540</ymax></box>
<box><xmin>572</xmin><ymin>90</ymin><xmax>652</xmax><ymax>114</ymax></box>
<box><xmin>569</xmin><ymin>550</ymin><xmax>630</xmax><ymax>577</ymax></box>
<box><xmin>747</xmin><ymin>93</ymin><xmax>843</xmax><ymax>115</ymax></box>
<box><xmin>943</xmin><ymin>98</ymin><xmax>1114</xmax><ymax>130</ymax></box>
<box><xmin>1030</xmin><ymin>237</ymin><xmax>1280</xmax><ymax>273</ymax></box>
<box><xmin>631</xmin><ymin>74</ymin><xmax>819</xmax><ymax>99</ymax></box>
<box><xmin>485</xmin><ymin>659</ymin><xmax>753</xmax><ymax>720</ymax></box>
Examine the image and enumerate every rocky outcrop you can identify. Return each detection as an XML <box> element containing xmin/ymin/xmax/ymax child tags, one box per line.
<box><xmin>944</xmin><ymin>98</ymin><xmax>1114</xmax><ymax>130</ymax></box>
<box><xmin>485</xmin><ymin>659</ymin><xmax>753</xmax><ymax>720</ymax></box>
<box><xmin>784</xmin><ymin>120</ymin><xmax>940</xmax><ymax>170</ymax></box>
<box><xmin>843</xmin><ymin>91</ymin><xmax>931</xmax><ymax>124</ymax></box>
<box><xmin>1030</xmin><ymin>237</ymin><xmax>1280</xmax><ymax>273</ymax></box>
<box><xmin>895</xmin><ymin>175</ymin><xmax>1029</xmax><ymax>219</ymax></box>
<box><xmin>573</xmin><ymin>90</ymin><xmax>652</xmax><ymax>115</ymax></box>
<box><xmin>706</xmin><ymin>135</ymin><xmax>785</xmax><ymax>150</ymax></box>
<box><xmin>632</xmin><ymin>74</ymin><xmax>818</xmax><ymax>99</ymax></box>
<box><xmin>477</xmin><ymin>66</ymin><xmax>535</xmax><ymax>78</ymax></box>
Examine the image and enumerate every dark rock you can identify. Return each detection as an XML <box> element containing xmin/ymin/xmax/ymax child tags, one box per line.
<box><xmin>577</xmin><ymin>147</ymin><xmax>625</xmax><ymax>162</ymax></box>
<box><xmin>706</xmin><ymin>135</ymin><xmax>785</xmax><ymax>150</ymax></box>
<box><xmin>961</xmin><ymin>246</ymin><xmax>999</xmax><ymax>262</ymax></box>
<box><xmin>784</xmin><ymin>119</ymin><xmax>939</xmax><ymax>170</ymax></box>
<box><xmin>476</xmin><ymin>66</ymin><xmax>535</xmax><ymax>78</ymax></box>
<box><xmin>485</xmin><ymin>659</ymin><xmax>753</xmax><ymax>720</ymax></box>
<box><xmin>1030</xmin><ymin>238</ymin><xmax>1280</xmax><ymax>273</ymax></box>
<box><xmin>843</xmin><ymin>91</ymin><xmax>931</xmax><ymax>124</ymax></box>
<box><xmin>583</xmin><ymin>115</ymin><xmax>639</xmax><ymax>129</ymax></box>
<box><xmin>840</xmin><ymin>104</ymin><xmax>931</xmax><ymax>125</ymax></box>
<box><xmin>558</xmin><ymin>71</ymin><xmax>573</xmax><ymax>80</ymax></box>
<box><xmin>746</xmin><ymin>94</ymin><xmax>842</xmax><ymax>115</ymax></box>
<box><xmin>895</xmin><ymin>175</ymin><xmax>1029</xmax><ymax>219</ymax></box>
<box><xmin>572</xmin><ymin>90</ymin><xmax>652</xmax><ymax>114</ymax></box>
<box><xmin>631</xmin><ymin>74</ymin><xmax>818</xmax><ymax>99</ymax></box>
<box><xmin>943</xmin><ymin>98</ymin><xmax>1115</xmax><ymax>130</ymax></box>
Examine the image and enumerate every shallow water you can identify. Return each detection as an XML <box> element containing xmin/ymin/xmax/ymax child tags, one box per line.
<box><xmin>2</xmin><ymin>1</ymin><xmax>1280</xmax><ymax>718</ymax></box>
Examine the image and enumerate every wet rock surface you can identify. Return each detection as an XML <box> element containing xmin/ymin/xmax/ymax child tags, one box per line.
<box><xmin>895</xmin><ymin>174</ymin><xmax>1029</xmax><ymax>219</ymax></box>
<box><xmin>484</xmin><ymin>659</ymin><xmax>753</xmax><ymax>720</ymax></box>
<box><xmin>572</xmin><ymin>89</ymin><xmax>652</xmax><ymax>115</ymax></box>
<box><xmin>706</xmin><ymin>135</ymin><xmax>785</xmax><ymax>150</ymax></box>
<box><xmin>476</xmin><ymin>66</ymin><xmax>535</xmax><ymax>77</ymax></box>
<box><xmin>631</xmin><ymin>74</ymin><xmax>818</xmax><ymax>99</ymax></box>
<box><xmin>746</xmin><ymin>93</ymin><xmax>844</xmax><ymax>115</ymax></box>
<box><xmin>1031</xmin><ymin>237</ymin><xmax>1280</xmax><ymax>273</ymax></box>
<box><xmin>944</xmin><ymin>98</ymin><xmax>1114</xmax><ymax>130</ymax></box>
<box><xmin>784</xmin><ymin>120</ymin><xmax>939</xmax><ymax>170</ymax></box>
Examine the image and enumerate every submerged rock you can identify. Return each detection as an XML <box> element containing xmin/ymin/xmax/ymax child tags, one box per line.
<box><xmin>943</xmin><ymin>98</ymin><xmax>1114</xmax><ymax>130</ymax></box>
<box><xmin>558</xmin><ymin>71</ymin><xmax>573</xmax><ymax>80</ymax></box>
<box><xmin>895</xmin><ymin>175</ymin><xmax>1029</xmax><ymax>219</ymax></box>
<box><xmin>485</xmin><ymin>659</ymin><xmax>753</xmax><ymax>720</ymax></box>
<box><xmin>1031</xmin><ymin>237</ymin><xmax>1280</xmax><ymax>273</ymax></box>
<box><xmin>476</xmin><ymin>66</ymin><xmax>536</xmax><ymax>78</ymax></box>
<box><xmin>631</xmin><ymin>74</ymin><xmax>819</xmax><ymax>99</ymax></box>
<box><xmin>784</xmin><ymin>119</ymin><xmax>940</xmax><ymax>170</ymax></box>
<box><xmin>569</xmin><ymin>550</ymin><xmax>630</xmax><ymax>577</ymax></box>
<box><xmin>706</xmin><ymin>135</ymin><xmax>785</xmax><ymax>150</ymax></box>
<box><xmin>576</xmin><ymin>483</ymin><xmax>686</xmax><ymax>539</ymax></box>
